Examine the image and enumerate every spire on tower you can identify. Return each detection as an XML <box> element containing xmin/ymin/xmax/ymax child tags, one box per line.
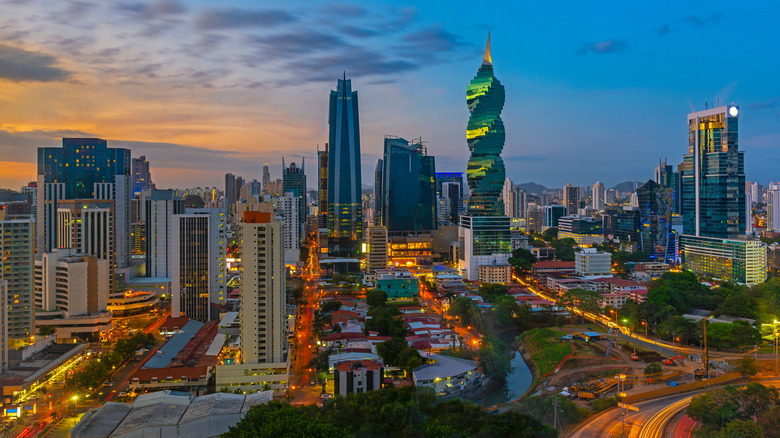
<box><xmin>482</xmin><ymin>31</ymin><xmax>492</xmax><ymax>66</ymax></box>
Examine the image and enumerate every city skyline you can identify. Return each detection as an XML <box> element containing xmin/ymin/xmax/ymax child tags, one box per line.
<box><xmin>1</xmin><ymin>1</ymin><xmax>780</xmax><ymax>191</ymax></box>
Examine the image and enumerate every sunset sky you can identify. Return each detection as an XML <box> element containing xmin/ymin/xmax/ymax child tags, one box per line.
<box><xmin>1</xmin><ymin>0</ymin><xmax>779</xmax><ymax>191</ymax></box>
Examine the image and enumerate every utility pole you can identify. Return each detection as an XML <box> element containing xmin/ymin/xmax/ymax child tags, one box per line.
<box><xmin>553</xmin><ymin>396</ymin><xmax>558</xmax><ymax>430</ymax></box>
<box><xmin>703</xmin><ymin>317</ymin><xmax>709</xmax><ymax>378</ymax></box>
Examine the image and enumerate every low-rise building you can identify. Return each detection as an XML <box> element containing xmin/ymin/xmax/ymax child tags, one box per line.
<box><xmin>374</xmin><ymin>269</ymin><xmax>419</xmax><ymax>299</ymax></box>
<box><xmin>412</xmin><ymin>352</ymin><xmax>481</xmax><ymax>397</ymax></box>
<box><xmin>478</xmin><ymin>264</ymin><xmax>512</xmax><ymax>284</ymax></box>
<box><xmin>333</xmin><ymin>360</ymin><xmax>384</xmax><ymax>396</ymax></box>
<box><xmin>531</xmin><ymin>260</ymin><xmax>575</xmax><ymax>275</ymax></box>
<box><xmin>680</xmin><ymin>235</ymin><xmax>767</xmax><ymax>285</ymax></box>
<box><xmin>600</xmin><ymin>293</ymin><xmax>629</xmax><ymax>309</ymax></box>
<box><xmin>575</xmin><ymin>248</ymin><xmax>612</xmax><ymax>278</ymax></box>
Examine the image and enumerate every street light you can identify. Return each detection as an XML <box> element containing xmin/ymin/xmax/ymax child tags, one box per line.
<box><xmin>774</xmin><ymin>320</ymin><xmax>779</xmax><ymax>377</ymax></box>
<box><xmin>618</xmin><ymin>374</ymin><xmax>626</xmax><ymax>434</ymax></box>
<box><xmin>640</xmin><ymin>320</ymin><xmax>648</xmax><ymax>337</ymax></box>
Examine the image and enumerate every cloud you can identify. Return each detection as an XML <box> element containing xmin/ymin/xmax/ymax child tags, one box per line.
<box><xmin>285</xmin><ymin>48</ymin><xmax>417</xmax><ymax>83</ymax></box>
<box><xmin>398</xmin><ymin>25</ymin><xmax>470</xmax><ymax>62</ymax></box>
<box><xmin>576</xmin><ymin>39</ymin><xmax>627</xmax><ymax>55</ymax></box>
<box><xmin>339</xmin><ymin>25</ymin><xmax>379</xmax><ymax>38</ymax></box>
<box><xmin>195</xmin><ymin>8</ymin><xmax>297</xmax><ymax>30</ymax></box>
<box><xmin>320</xmin><ymin>3</ymin><xmax>367</xmax><ymax>17</ymax></box>
<box><xmin>684</xmin><ymin>13</ymin><xmax>722</xmax><ymax>27</ymax></box>
<box><xmin>0</xmin><ymin>44</ymin><xmax>71</xmax><ymax>82</ymax></box>
<box><xmin>249</xmin><ymin>29</ymin><xmax>354</xmax><ymax>58</ymax></box>
<box><xmin>116</xmin><ymin>0</ymin><xmax>186</xmax><ymax>18</ymax></box>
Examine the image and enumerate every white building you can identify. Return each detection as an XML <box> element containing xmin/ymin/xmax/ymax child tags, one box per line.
<box><xmin>145</xmin><ymin>189</ymin><xmax>183</xmax><ymax>278</ymax></box>
<box><xmin>680</xmin><ymin>235</ymin><xmax>767</xmax><ymax>285</ymax></box>
<box><xmin>365</xmin><ymin>225</ymin><xmax>388</xmax><ymax>280</ymax></box>
<box><xmin>592</xmin><ymin>181</ymin><xmax>605</xmax><ymax>211</ymax></box>
<box><xmin>34</xmin><ymin>249</ymin><xmax>112</xmax><ymax>339</ymax></box>
<box><xmin>458</xmin><ymin>216</ymin><xmax>511</xmax><ymax>281</ymax></box>
<box><xmin>413</xmin><ymin>353</ymin><xmax>481</xmax><ymax>397</ymax></box>
<box><xmin>240</xmin><ymin>211</ymin><xmax>288</xmax><ymax>364</ymax></box>
<box><xmin>334</xmin><ymin>360</ymin><xmax>383</xmax><ymax>396</ymax></box>
<box><xmin>575</xmin><ymin>248</ymin><xmax>612</xmax><ymax>278</ymax></box>
<box><xmin>767</xmin><ymin>183</ymin><xmax>780</xmax><ymax>231</ymax></box>
<box><xmin>279</xmin><ymin>193</ymin><xmax>300</xmax><ymax>264</ymax></box>
<box><xmin>478</xmin><ymin>264</ymin><xmax>512</xmax><ymax>284</ymax></box>
<box><xmin>171</xmin><ymin>207</ymin><xmax>227</xmax><ymax>322</ymax></box>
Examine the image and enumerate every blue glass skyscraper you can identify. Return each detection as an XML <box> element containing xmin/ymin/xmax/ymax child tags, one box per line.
<box><xmin>327</xmin><ymin>76</ymin><xmax>362</xmax><ymax>256</ymax></box>
<box><xmin>376</xmin><ymin>136</ymin><xmax>436</xmax><ymax>232</ymax></box>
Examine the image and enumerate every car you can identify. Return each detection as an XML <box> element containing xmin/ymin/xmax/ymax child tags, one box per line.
<box><xmin>103</xmin><ymin>382</ymin><xmax>113</xmax><ymax>387</ymax></box>
<box><xmin>310</xmin><ymin>380</ymin><xmax>315</xmax><ymax>385</ymax></box>
<box><xmin>118</xmin><ymin>392</ymin><xmax>128</xmax><ymax>397</ymax></box>
<box><xmin>320</xmin><ymin>394</ymin><xmax>332</xmax><ymax>400</ymax></box>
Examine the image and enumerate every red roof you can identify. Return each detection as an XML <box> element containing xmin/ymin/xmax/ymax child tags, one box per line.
<box><xmin>324</xmin><ymin>332</ymin><xmax>367</xmax><ymax>342</ymax></box>
<box><xmin>334</xmin><ymin>360</ymin><xmax>382</xmax><ymax>372</ymax></box>
<box><xmin>131</xmin><ymin>366</ymin><xmax>210</xmax><ymax>383</ymax></box>
<box><xmin>332</xmin><ymin>310</ymin><xmax>360</xmax><ymax>319</ymax></box>
<box><xmin>159</xmin><ymin>317</ymin><xmax>190</xmax><ymax>332</ymax></box>
<box><xmin>591</xmin><ymin>277</ymin><xmax>643</xmax><ymax>287</ymax></box>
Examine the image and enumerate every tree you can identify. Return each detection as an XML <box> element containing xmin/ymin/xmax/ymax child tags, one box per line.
<box><xmin>223</xmin><ymin>402</ymin><xmax>345</xmax><ymax>438</ymax></box>
<box><xmin>686</xmin><ymin>388</ymin><xmax>741</xmax><ymax>429</ymax></box>
<box><xmin>559</xmin><ymin>288</ymin><xmax>602</xmax><ymax>324</ymax></box>
<box><xmin>376</xmin><ymin>338</ymin><xmax>407</xmax><ymax>366</ymax></box>
<box><xmin>508</xmin><ymin>248</ymin><xmax>537</xmax><ymax>276</ymax></box>
<box><xmin>366</xmin><ymin>290</ymin><xmax>387</xmax><ymax>308</ymax></box>
<box><xmin>320</xmin><ymin>300</ymin><xmax>343</xmax><ymax>314</ymax></box>
<box><xmin>738</xmin><ymin>383</ymin><xmax>778</xmax><ymax>419</ymax></box>
<box><xmin>721</xmin><ymin>419</ymin><xmax>765</xmax><ymax>438</ymax></box>
<box><xmin>644</xmin><ymin>362</ymin><xmax>662</xmax><ymax>375</ymax></box>
<box><xmin>479</xmin><ymin>283</ymin><xmax>509</xmax><ymax>301</ymax></box>
<box><xmin>477</xmin><ymin>336</ymin><xmax>511</xmax><ymax>381</ymax></box>
<box><xmin>38</xmin><ymin>326</ymin><xmax>56</xmax><ymax>336</ymax></box>
<box><xmin>735</xmin><ymin>355</ymin><xmax>759</xmax><ymax>378</ymax></box>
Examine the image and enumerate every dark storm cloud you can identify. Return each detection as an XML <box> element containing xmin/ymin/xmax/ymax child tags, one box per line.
<box><xmin>575</xmin><ymin>39</ymin><xmax>627</xmax><ymax>55</ymax></box>
<box><xmin>195</xmin><ymin>8</ymin><xmax>297</xmax><ymax>30</ymax></box>
<box><xmin>0</xmin><ymin>44</ymin><xmax>71</xmax><ymax>82</ymax></box>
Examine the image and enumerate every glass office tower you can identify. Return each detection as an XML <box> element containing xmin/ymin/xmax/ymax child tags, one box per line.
<box><xmin>466</xmin><ymin>33</ymin><xmax>506</xmax><ymax>216</ymax></box>
<box><xmin>377</xmin><ymin>136</ymin><xmax>436</xmax><ymax>232</ymax></box>
<box><xmin>636</xmin><ymin>180</ymin><xmax>674</xmax><ymax>261</ymax></box>
<box><xmin>282</xmin><ymin>158</ymin><xmax>306</xmax><ymax>242</ymax></box>
<box><xmin>681</xmin><ymin>105</ymin><xmax>745</xmax><ymax>238</ymax></box>
<box><xmin>327</xmin><ymin>76</ymin><xmax>362</xmax><ymax>256</ymax></box>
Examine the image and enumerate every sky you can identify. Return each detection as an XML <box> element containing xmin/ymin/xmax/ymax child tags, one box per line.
<box><xmin>1</xmin><ymin>0</ymin><xmax>779</xmax><ymax>191</ymax></box>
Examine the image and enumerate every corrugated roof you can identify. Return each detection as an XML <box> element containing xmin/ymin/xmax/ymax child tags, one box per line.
<box><xmin>69</xmin><ymin>402</ymin><xmax>132</xmax><ymax>438</ymax></box>
<box><xmin>179</xmin><ymin>393</ymin><xmax>245</xmax><ymax>423</ymax></box>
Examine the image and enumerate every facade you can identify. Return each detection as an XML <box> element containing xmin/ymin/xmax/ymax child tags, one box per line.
<box><xmin>317</xmin><ymin>146</ymin><xmax>328</xmax><ymax>229</ymax></box>
<box><xmin>145</xmin><ymin>189</ymin><xmax>184</xmax><ymax>278</ymax></box>
<box><xmin>240</xmin><ymin>212</ymin><xmax>288</xmax><ymax>364</ymax></box>
<box><xmin>655</xmin><ymin>158</ymin><xmax>680</xmax><ymax>214</ymax></box>
<box><xmin>388</xmin><ymin>235</ymin><xmax>435</xmax><ymax>266</ymax></box>
<box><xmin>458</xmin><ymin>216</ymin><xmax>511</xmax><ymax>281</ymax></box>
<box><xmin>636</xmin><ymin>180</ymin><xmax>674</xmax><ymax>261</ymax></box>
<box><xmin>327</xmin><ymin>76</ymin><xmax>363</xmax><ymax>257</ymax></box>
<box><xmin>563</xmin><ymin>183</ymin><xmax>580</xmax><ymax>216</ymax></box>
<box><xmin>767</xmin><ymin>183</ymin><xmax>780</xmax><ymax>232</ymax></box>
<box><xmin>466</xmin><ymin>34</ymin><xmax>505</xmax><ymax>216</ymax></box>
<box><xmin>282</xmin><ymin>158</ymin><xmax>306</xmax><ymax>243</ymax></box>
<box><xmin>0</xmin><ymin>215</ymin><xmax>35</xmax><ymax>340</ymax></box>
<box><xmin>558</xmin><ymin>215</ymin><xmax>604</xmax><ymax>246</ymax></box>
<box><xmin>435</xmin><ymin>173</ymin><xmax>464</xmax><ymax>197</ymax></box>
<box><xmin>131</xmin><ymin>155</ymin><xmax>155</xmax><ymax>196</ymax></box>
<box><xmin>543</xmin><ymin>205</ymin><xmax>567</xmax><ymax>229</ymax></box>
<box><xmin>680</xmin><ymin>235</ymin><xmax>767</xmax><ymax>285</ymax></box>
<box><xmin>575</xmin><ymin>248</ymin><xmax>612</xmax><ymax>278</ymax></box>
<box><xmin>171</xmin><ymin>208</ymin><xmax>227</xmax><ymax>321</ymax></box>
<box><xmin>681</xmin><ymin>105</ymin><xmax>745</xmax><ymax>238</ymax></box>
<box><xmin>279</xmin><ymin>193</ymin><xmax>300</xmax><ymax>263</ymax></box>
<box><xmin>376</xmin><ymin>136</ymin><xmax>437</xmax><ymax>232</ymax></box>
<box><xmin>334</xmin><ymin>360</ymin><xmax>384</xmax><ymax>396</ymax></box>
<box><xmin>438</xmin><ymin>181</ymin><xmax>464</xmax><ymax>226</ymax></box>
<box><xmin>37</xmin><ymin>138</ymin><xmax>131</xmax><ymax>269</ymax></box>
<box><xmin>478</xmin><ymin>264</ymin><xmax>512</xmax><ymax>284</ymax></box>
<box><xmin>262</xmin><ymin>163</ymin><xmax>271</xmax><ymax>191</ymax></box>
<box><xmin>592</xmin><ymin>182</ymin><xmax>605</xmax><ymax>211</ymax></box>
<box><xmin>0</xmin><ymin>281</ymin><xmax>6</xmax><ymax>372</ymax></box>
<box><xmin>603</xmin><ymin>208</ymin><xmax>640</xmax><ymax>244</ymax></box>
<box><xmin>374</xmin><ymin>269</ymin><xmax>419</xmax><ymax>299</ymax></box>
<box><xmin>365</xmin><ymin>226</ymin><xmax>389</xmax><ymax>277</ymax></box>
<box><xmin>57</xmin><ymin>199</ymin><xmax>116</xmax><ymax>295</ymax></box>
<box><xmin>413</xmin><ymin>353</ymin><xmax>480</xmax><ymax>397</ymax></box>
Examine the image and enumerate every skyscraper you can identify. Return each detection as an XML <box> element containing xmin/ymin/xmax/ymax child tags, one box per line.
<box><xmin>438</xmin><ymin>181</ymin><xmax>464</xmax><ymax>226</ymax></box>
<box><xmin>282</xmin><ymin>158</ymin><xmax>306</xmax><ymax>242</ymax></box>
<box><xmin>57</xmin><ymin>199</ymin><xmax>116</xmax><ymax>296</ymax></box>
<box><xmin>458</xmin><ymin>34</ymin><xmax>511</xmax><ymax>280</ymax></box>
<box><xmin>0</xmin><ymin>214</ymin><xmax>35</xmax><ymax>341</ymax></box>
<box><xmin>655</xmin><ymin>159</ymin><xmax>680</xmax><ymax>214</ymax></box>
<box><xmin>681</xmin><ymin>105</ymin><xmax>745</xmax><ymax>238</ymax></box>
<box><xmin>366</xmin><ymin>226</ymin><xmax>388</xmax><ymax>276</ymax></box>
<box><xmin>37</xmin><ymin>138</ymin><xmax>131</xmax><ymax>268</ymax></box>
<box><xmin>240</xmin><ymin>211</ymin><xmax>287</xmax><ymax>364</ymax></box>
<box><xmin>262</xmin><ymin>163</ymin><xmax>271</xmax><ymax>192</ymax></box>
<box><xmin>466</xmin><ymin>34</ymin><xmax>505</xmax><ymax>216</ymax></box>
<box><xmin>327</xmin><ymin>75</ymin><xmax>362</xmax><ymax>256</ymax></box>
<box><xmin>636</xmin><ymin>180</ymin><xmax>674</xmax><ymax>261</ymax></box>
<box><xmin>131</xmin><ymin>155</ymin><xmax>155</xmax><ymax>196</ymax></box>
<box><xmin>377</xmin><ymin>136</ymin><xmax>436</xmax><ymax>232</ymax></box>
<box><xmin>279</xmin><ymin>193</ymin><xmax>300</xmax><ymax>263</ymax></box>
<box><xmin>592</xmin><ymin>181</ymin><xmax>605</xmax><ymax>211</ymax></box>
<box><xmin>145</xmin><ymin>189</ymin><xmax>184</xmax><ymax>278</ymax></box>
<box><xmin>225</xmin><ymin>173</ymin><xmax>237</xmax><ymax>207</ymax></box>
<box><xmin>563</xmin><ymin>183</ymin><xmax>580</xmax><ymax>216</ymax></box>
<box><xmin>317</xmin><ymin>145</ymin><xmax>328</xmax><ymax>229</ymax></box>
<box><xmin>767</xmin><ymin>183</ymin><xmax>780</xmax><ymax>231</ymax></box>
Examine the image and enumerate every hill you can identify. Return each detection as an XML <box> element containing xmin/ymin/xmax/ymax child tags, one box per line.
<box><xmin>515</xmin><ymin>182</ymin><xmax>550</xmax><ymax>196</ymax></box>
<box><xmin>611</xmin><ymin>181</ymin><xmax>643</xmax><ymax>192</ymax></box>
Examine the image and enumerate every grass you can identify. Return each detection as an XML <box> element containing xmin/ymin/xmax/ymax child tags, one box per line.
<box><xmin>521</xmin><ymin>328</ymin><xmax>574</xmax><ymax>376</ymax></box>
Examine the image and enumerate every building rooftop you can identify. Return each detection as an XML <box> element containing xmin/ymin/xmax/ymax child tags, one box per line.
<box><xmin>68</xmin><ymin>402</ymin><xmax>133</xmax><ymax>438</ymax></box>
<box><xmin>413</xmin><ymin>353</ymin><xmax>478</xmax><ymax>381</ymax></box>
<box><xmin>179</xmin><ymin>392</ymin><xmax>245</xmax><ymax>423</ymax></box>
<box><xmin>532</xmin><ymin>260</ymin><xmax>575</xmax><ymax>269</ymax></box>
<box><xmin>334</xmin><ymin>360</ymin><xmax>382</xmax><ymax>372</ymax></box>
<box><xmin>111</xmin><ymin>401</ymin><xmax>188</xmax><ymax>436</ymax></box>
<box><xmin>144</xmin><ymin>319</ymin><xmax>203</xmax><ymax>369</ymax></box>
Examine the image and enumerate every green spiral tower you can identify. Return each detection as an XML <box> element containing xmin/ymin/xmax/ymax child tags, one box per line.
<box><xmin>466</xmin><ymin>32</ymin><xmax>505</xmax><ymax>216</ymax></box>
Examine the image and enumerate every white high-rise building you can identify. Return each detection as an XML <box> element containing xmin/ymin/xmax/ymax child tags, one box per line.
<box><xmin>171</xmin><ymin>207</ymin><xmax>227</xmax><ymax>321</ymax></box>
<box><xmin>56</xmin><ymin>199</ymin><xmax>116</xmax><ymax>296</ymax></box>
<box><xmin>1</xmin><ymin>280</ymin><xmax>8</xmax><ymax>372</ymax></box>
<box><xmin>145</xmin><ymin>190</ymin><xmax>184</xmax><ymax>278</ymax></box>
<box><xmin>750</xmin><ymin>181</ymin><xmax>760</xmax><ymax>205</ymax></box>
<box><xmin>279</xmin><ymin>193</ymin><xmax>300</xmax><ymax>264</ymax></box>
<box><xmin>592</xmin><ymin>182</ymin><xmax>605</xmax><ymax>211</ymax></box>
<box><xmin>502</xmin><ymin>178</ymin><xmax>514</xmax><ymax>217</ymax></box>
<box><xmin>630</xmin><ymin>192</ymin><xmax>639</xmax><ymax>208</ymax></box>
<box><xmin>767</xmin><ymin>183</ymin><xmax>780</xmax><ymax>232</ymax></box>
<box><xmin>0</xmin><ymin>214</ymin><xmax>36</xmax><ymax>340</ymax></box>
<box><xmin>240</xmin><ymin>211</ymin><xmax>288</xmax><ymax>364</ymax></box>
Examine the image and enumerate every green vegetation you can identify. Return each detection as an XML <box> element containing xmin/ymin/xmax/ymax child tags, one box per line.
<box><xmin>521</xmin><ymin>328</ymin><xmax>573</xmax><ymax>375</ymax></box>
<box><xmin>508</xmin><ymin>247</ymin><xmax>537</xmax><ymax>276</ymax></box>
<box><xmin>376</xmin><ymin>337</ymin><xmax>422</xmax><ymax>376</ymax></box>
<box><xmin>66</xmin><ymin>332</ymin><xmax>155</xmax><ymax>392</ymax></box>
<box><xmin>735</xmin><ymin>355</ymin><xmax>758</xmax><ymax>378</ymax></box>
<box><xmin>510</xmin><ymin>394</ymin><xmax>588</xmax><ymax>429</ymax></box>
<box><xmin>366</xmin><ymin>290</ymin><xmax>388</xmax><ymax>308</ymax></box>
<box><xmin>590</xmin><ymin>396</ymin><xmax>620</xmax><ymax>413</ymax></box>
<box><xmin>223</xmin><ymin>386</ymin><xmax>556</xmax><ymax>438</ymax></box>
<box><xmin>617</xmin><ymin>272</ymin><xmax>766</xmax><ymax>350</ymax></box>
<box><xmin>686</xmin><ymin>384</ymin><xmax>779</xmax><ymax>437</ymax></box>
<box><xmin>37</xmin><ymin>326</ymin><xmax>56</xmax><ymax>336</ymax></box>
<box><xmin>644</xmin><ymin>362</ymin><xmax>662</xmax><ymax>375</ymax></box>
